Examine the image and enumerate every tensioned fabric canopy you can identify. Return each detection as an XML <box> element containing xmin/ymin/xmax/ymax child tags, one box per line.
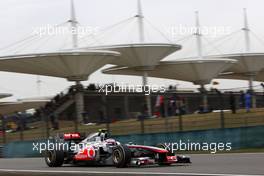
<box><xmin>102</xmin><ymin>58</ymin><xmax>237</xmax><ymax>85</ymax></box>
<box><xmin>217</xmin><ymin>53</ymin><xmax>264</xmax><ymax>74</ymax></box>
<box><xmin>216</xmin><ymin>53</ymin><xmax>264</xmax><ymax>81</ymax></box>
<box><xmin>85</xmin><ymin>43</ymin><xmax>181</xmax><ymax>67</ymax></box>
<box><xmin>0</xmin><ymin>50</ymin><xmax>120</xmax><ymax>81</ymax></box>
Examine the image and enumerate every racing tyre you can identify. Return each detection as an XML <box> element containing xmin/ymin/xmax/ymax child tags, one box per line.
<box><xmin>45</xmin><ymin>149</ymin><xmax>64</xmax><ymax>167</ymax></box>
<box><xmin>112</xmin><ymin>145</ymin><xmax>131</xmax><ymax>168</ymax></box>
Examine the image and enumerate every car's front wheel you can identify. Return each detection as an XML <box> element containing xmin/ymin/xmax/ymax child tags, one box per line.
<box><xmin>112</xmin><ymin>145</ymin><xmax>131</xmax><ymax>168</ymax></box>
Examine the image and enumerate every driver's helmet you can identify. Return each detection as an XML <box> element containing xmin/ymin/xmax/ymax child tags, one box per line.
<box><xmin>98</xmin><ymin>129</ymin><xmax>108</xmax><ymax>141</ymax></box>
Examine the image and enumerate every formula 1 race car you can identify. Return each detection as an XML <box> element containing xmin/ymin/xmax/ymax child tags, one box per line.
<box><xmin>44</xmin><ymin>129</ymin><xmax>190</xmax><ymax>168</ymax></box>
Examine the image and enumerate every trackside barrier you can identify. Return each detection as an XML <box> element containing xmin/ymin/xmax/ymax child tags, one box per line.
<box><xmin>2</xmin><ymin>126</ymin><xmax>264</xmax><ymax>158</ymax></box>
<box><xmin>114</xmin><ymin>125</ymin><xmax>264</xmax><ymax>149</ymax></box>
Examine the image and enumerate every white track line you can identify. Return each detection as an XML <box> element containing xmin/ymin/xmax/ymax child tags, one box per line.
<box><xmin>0</xmin><ymin>169</ymin><xmax>261</xmax><ymax>176</ymax></box>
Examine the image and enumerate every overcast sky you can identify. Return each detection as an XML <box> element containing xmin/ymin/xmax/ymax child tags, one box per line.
<box><xmin>0</xmin><ymin>0</ymin><xmax>264</xmax><ymax>101</ymax></box>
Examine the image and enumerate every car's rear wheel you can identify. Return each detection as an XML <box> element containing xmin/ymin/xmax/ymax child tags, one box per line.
<box><xmin>112</xmin><ymin>145</ymin><xmax>131</xmax><ymax>168</ymax></box>
<box><xmin>45</xmin><ymin>149</ymin><xmax>64</xmax><ymax>167</ymax></box>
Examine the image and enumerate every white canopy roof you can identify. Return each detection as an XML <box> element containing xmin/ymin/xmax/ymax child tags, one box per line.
<box><xmin>0</xmin><ymin>100</ymin><xmax>48</xmax><ymax>115</ymax></box>
<box><xmin>85</xmin><ymin>43</ymin><xmax>181</xmax><ymax>67</ymax></box>
<box><xmin>0</xmin><ymin>50</ymin><xmax>120</xmax><ymax>81</ymax></box>
<box><xmin>103</xmin><ymin>58</ymin><xmax>237</xmax><ymax>85</ymax></box>
<box><xmin>216</xmin><ymin>53</ymin><xmax>264</xmax><ymax>75</ymax></box>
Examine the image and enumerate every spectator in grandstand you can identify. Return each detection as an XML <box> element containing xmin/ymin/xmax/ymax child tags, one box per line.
<box><xmin>167</xmin><ymin>98</ymin><xmax>175</xmax><ymax>116</ymax></box>
<box><xmin>245</xmin><ymin>90</ymin><xmax>251</xmax><ymax>113</ymax></box>
<box><xmin>155</xmin><ymin>95</ymin><xmax>165</xmax><ymax>117</ymax></box>
<box><xmin>229</xmin><ymin>91</ymin><xmax>236</xmax><ymax>114</ymax></box>
<box><xmin>14</xmin><ymin>112</ymin><xmax>27</xmax><ymax>131</ymax></box>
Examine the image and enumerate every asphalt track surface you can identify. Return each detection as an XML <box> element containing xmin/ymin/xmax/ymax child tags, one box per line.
<box><xmin>0</xmin><ymin>153</ymin><xmax>263</xmax><ymax>176</ymax></box>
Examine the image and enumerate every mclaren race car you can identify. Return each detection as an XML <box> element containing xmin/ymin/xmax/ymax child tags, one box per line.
<box><xmin>44</xmin><ymin>129</ymin><xmax>190</xmax><ymax>168</ymax></box>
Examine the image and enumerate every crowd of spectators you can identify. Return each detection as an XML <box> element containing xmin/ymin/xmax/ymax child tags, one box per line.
<box><xmin>0</xmin><ymin>112</ymin><xmax>31</xmax><ymax>133</ymax></box>
<box><xmin>1</xmin><ymin>83</ymin><xmax>257</xmax><ymax>134</ymax></box>
<box><xmin>152</xmin><ymin>94</ymin><xmax>187</xmax><ymax>118</ymax></box>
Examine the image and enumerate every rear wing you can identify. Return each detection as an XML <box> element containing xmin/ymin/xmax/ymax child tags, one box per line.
<box><xmin>63</xmin><ymin>132</ymin><xmax>83</xmax><ymax>140</ymax></box>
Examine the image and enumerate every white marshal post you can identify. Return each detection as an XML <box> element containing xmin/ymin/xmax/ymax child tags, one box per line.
<box><xmin>136</xmin><ymin>0</ymin><xmax>152</xmax><ymax>117</ymax></box>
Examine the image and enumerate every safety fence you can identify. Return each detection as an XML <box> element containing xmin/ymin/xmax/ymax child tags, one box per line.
<box><xmin>1</xmin><ymin>108</ymin><xmax>264</xmax><ymax>144</ymax></box>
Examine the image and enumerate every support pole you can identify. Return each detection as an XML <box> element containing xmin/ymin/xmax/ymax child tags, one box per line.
<box><xmin>201</xmin><ymin>84</ymin><xmax>208</xmax><ymax>112</ymax></box>
<box><xmin>243</xmin><ymin>8</ymin><xmax>250</xmax><ymax>52</ymax></box>
<box><xmin>75</xmin><ymin>81</ymin><xmax>84</xmax><ymax>131</ymax></box>
<box><xmin>195</xmin><ymin>11</ymin><xmax>203</xmax><ymax>58</ymax></box>
<box><xmin>249</xmin><ymin>75</ymin><xmax>256</xmax><ymax>108</ymax></box>
<box><xmin>219</xmin><ymin>91</ymin><xmax>225</xmax><ymax>128</ymax></box>
<box><xmin>143</xmin><ymin>71</ymin><xmax>152</xmax><ymax>117</ymax></box>
<box><xmin>137</xmin><ymin>0</ymin><xmax>145</xmax><ymax>43</ymax></box>
<box><xmin>243</xmin><ymin>9</ymin><xmax>256</xmax><ymax>108</ymax></box>
<box><xmin>136</xmin><ymin>1</ymin><xmax>151</xmax><ymax>117</ymax></box>
<box><xmin>194</xmin><ymin>12</ymin><xmax>209</xmax><ymax>112</ymax></box>
<box><xmin>70</xmin><ymin>0</ymin><xmax>78</xmax><ymax>48</ymax></box>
